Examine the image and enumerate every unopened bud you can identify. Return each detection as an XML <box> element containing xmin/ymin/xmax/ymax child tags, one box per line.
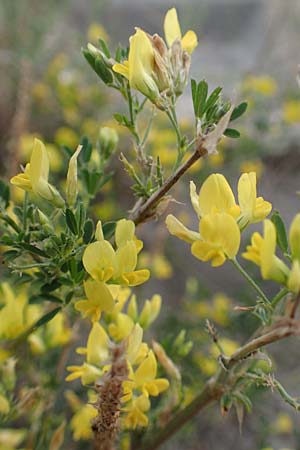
<box><xmin>289</xmin><ymin>214</ymin><xmax>300</xmax><ymax>261</ymax></box>
<box><xmin>152</xmin><ymin>341</ymin><xmax>181</xmax><ymax>381</ymax></box>
<box><xmin>98</xmin><ymin>127</ymin><xmax>119</xmax><ymax>160</ymax></box>
<box><xmin>95</xmin><ymin>220</ymin><xmax>104</xmax><ymax>241</ymax></box>
<box><xmin>66</xmin><ymin>145</ymin><xmax>82</xmax><ymax>206</ymax></box>
<box><xmin>49</xmin><ymin>421</ymin><xmax>66</xmax><ymax>450</ymax></box>
<box><xmin>287</xmin><ymin>260</ymin><xmax>300</xmax><ymax>294</ymax></box>
<box><xmin>139</xmin><ymin>295</ymin><xmax>161</xmax><ymax>329</ymax></box>
<box><xmin>0</xmin><ymin>393</ymin><xmax>10</xmax><ymax>414</ymax></box>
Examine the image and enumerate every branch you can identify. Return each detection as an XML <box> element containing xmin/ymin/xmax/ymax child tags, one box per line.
<box><xmin>133</xmin><ymin>319</ymin><xmax>300</xmax><ymax>450</ymax></box>
<box><xmin>129</xmin><ymin>139</ymin><xmax>207</xmax><ymax>225</ymax></box>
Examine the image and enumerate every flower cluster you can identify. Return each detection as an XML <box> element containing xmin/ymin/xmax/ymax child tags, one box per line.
<box><xmin>243</xmin><ymin>214</ymin><xmax>300</xmax><ymax>293</ymax></box>
<box><xmin>67</xmin><ymin>286</ymin><xmax>169</xmax><ymax>431</ymax></box>
<box><xmin>112</xmin><ymin>8</ymin><xmax>198</xmax><ymax>107</ymax></box>
<box><xmin>166</xmin><ymin>172</ymin><xmax>272</xmax><ymax>267</ymax></box>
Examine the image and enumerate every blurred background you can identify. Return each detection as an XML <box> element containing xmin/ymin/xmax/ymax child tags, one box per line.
<box><xmin>1</xmin><ymin>0</ymin><xmax>300</xmax><ymax>449</ymax></box>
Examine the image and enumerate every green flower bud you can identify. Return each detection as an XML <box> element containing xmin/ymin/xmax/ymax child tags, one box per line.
<box><xmin>98</xmin><ymin>127</ymin><xmax>118</xmax><ymax>160</ymax></box>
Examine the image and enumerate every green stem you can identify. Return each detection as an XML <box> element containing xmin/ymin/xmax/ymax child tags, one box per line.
<box><xmin>271</xmin><ymin>288</ymin><xmax>288</xmax><ymax>308</ymax></box>
<box><xmin>127</xmin><ymin>83</ymin><xmax>135</xmax><ymax>127</ymax></box>
<box><xmin>23</xmin><ymin>191</ymin><xmax>28</xmax><ymax>232</ymax></box>
<box><xmin>231</xmin><ymin>257</ymin><xmax>270</xmax><ymax>305</ymax></box>
<box><xmin>166</xmin><ymin>107</ymin><xmax>182</xmax><ymax>152</ymax></box>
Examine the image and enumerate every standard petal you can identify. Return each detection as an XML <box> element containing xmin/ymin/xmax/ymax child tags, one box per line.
<box><xmin>164</xmin><ymin>7</ymin><xmax>182</xmax><ymax>47</ymax></box>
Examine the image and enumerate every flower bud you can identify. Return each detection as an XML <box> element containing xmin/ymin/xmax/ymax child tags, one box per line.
<box><xmin>287</xmin><ymin>260</ymin><xmax>300</xmax><ymax>294</ymax></box>
<box><xmin>152</xmin><ymin>340</ymin><xmax>181</xmax><ymax>381</ymax></box>
<box><xmin>66</xmin><ymin>145</ymin><xmax>82</xmax><ymax>207</ymax></box>
<box><xmin>98</xmin><ymin>127</ymin><xmax>118</xmax><ymax>160</ymax></box>
<box><xmin>0</xmin><ymin>393</ymin><xmax>10</xmax><ymax>414</ymax></box>
<box><xmin>289</xmin><ymin>214</ymin><xmax>300</xmax><ymax>261</ymax></box>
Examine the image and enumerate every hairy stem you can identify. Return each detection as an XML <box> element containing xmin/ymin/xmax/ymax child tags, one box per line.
<box><xmin>129</xmin><ymin>139</ymin><xmax>207</xmax><ymax>225</ymax></box>
<box><xmin>134</xmin><ymin>318</ymin><xmax>300</xmax><ymax>450</ymax></box>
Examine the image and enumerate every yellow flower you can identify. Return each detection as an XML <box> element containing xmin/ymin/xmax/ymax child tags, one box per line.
<box><xmin>237</xmin><ymin>172</ymin><xmax>272</xmax><ymax>228</ymax></box>
<box><xmin>191</xmin><ymin>213</ymin><xmax>241</xmax><ymax>267</ymax></box>
<box><xmin>75</xmin><ymin>279</ymin><xmax>114</xmax><ymax>322</ymax></box>
<box><xmin>283</xmin><ymin>100</ymin><xmax>300</xmax><ymax>124</ymax></box>
<box><xmin>289</xmin><ymin>214</ymin><xmax>300</xmax><ymax>261</ymax></box>
<box><xmin>243</xmin><ymin>220</ymin><xmax>289</xmax><ymax>283</ymax></box>
<box><xmin>109</xmin><ymin>313</ymin><xmax>134</xmax><ymax>341</ymax></box>
<box><xmin>70</xmin><ymin>404</ymin><xmax>97</xmax><ymax>440</ymax></box>
<box><xmin>82</xmin><ymin>219</ymin><xmax>150</xmax><ymax>287</ymax></box>
<box><xmin>87</xmin><ymin>23</ymin><xmax>109</xmax><ymax>43</ymax></box>
<box><xmin>10</xmin><ymin>138</ymin><xmax>64</xmax><ymax>207</ymax></box>
<box><xmin>242</xmin><ymin>75</ymin><xmax>278</xmax><ymax>96</ymax></box>
<box><xmin>82</xmin><ymin>240</ymin><xmax>116</xmax><ymax>282</ymax></box>
<box><xmin>45</xmin><ymin>312</ymin><xmax>72</xmax><ymax>347</ymax></box>
<box><xmin>192</xmin><ymin>174</ymin><xmax>240</xmax><ymax>219</ymax></box>
<box><xmin>66</xmin><ymin>362</ymin><xmax>101</xmax><ymax>385</ymax></box>
<box><xmin>164</xmin><ymin>8</ymin><xmax>198</xmax><ymax>54</ymax></box>
<box><xmin>0</xmin><ymin>394</ymin><xmax>10</xmax><ymax>414</ymax></box>
<box><xmin>122</xmin><ymin>395</ymin><xmax>150</xmax><ymax>429</ymax></box>
<box><xmin>139</xmin><ymin>295</ymin><xmax>162</xmax><ymax>329</ymax></box>
<box><xmin>133</xmin><ymin>350</ymin><xmax>169</xmax><ymax>397</ymax></box>
<box><xmin>0</xmin><ymin>284</ymin><xmax>28</xmax><ymax>339</ymax></box>
<box><xmin>240</xmin><ymin>159</ymin><xmax>264</xmax><ymax>179</ymax></box>
<box><xmin>76</xmin><ymin>322</ymin><xmax>109</xmax><ymax>366</ymax></box>
<box><xmin>66</xmin><ymin>145</ymin><xmax>82</xmax><ymax>206</ymax></box>
<box><xmin>287</xmin><ymin>260</ymin><xmax>300</xmax><ymax>294</ymax></box>
<box><xmin>165</xmin><ymin>214</ymin><xmax>200</xmax><ymax>243</ymax></box>
<box><xmin>0</xmin><ymin>429</ymin><xmax>26</xmax><ymax>449</ymax></box>
<box><xmin>113</xmin><ymin>28</ymin><xmax>160</xmax><ymax>101</ymax></box>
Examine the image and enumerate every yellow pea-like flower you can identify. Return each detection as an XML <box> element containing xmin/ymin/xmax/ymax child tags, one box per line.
<box><xmin>139</xmin><ymin>294</ymin><xmax>162</xmax><ymax>329</ymax></box>
<box><xmin>10</xmin><ymin>138</ymin><xmax>64</xmax><ymax>207</ymax></box>
<box><xmin>122</xmin><ymin>395</ymin><xmax>150</xmax><ymax>429</ymax></box>
<box><xmin>70</xmin><ymin>404</ymin><xmax>97</xmax><ymax>440</ymax></box>
<box><xmin>113</xmin><ymin>28</ymin><xmax>160</xmax><ymax>101</ymax></box>
<box><xmin>237</xmin><ymin>172</ymin><xmax>272</xmax><ymax>228</ymax></box>
<box><xmin>0</xmin><ymin>284</ymin><xmax>28</xmax><ymax>339</ymax></box>
<box><xmin>65</xmin><ymin>362</ymin><xmax>101</xmax><ymax>385</ymax></box>
<box><xmin>243</xmin><ymin>220</ymin><xmax>289</xmax><ymax>283</ymax></box>
<box><xmin>164</xmin><ymin>7</ymin><xmax>198</xmax><ymax>54</ymax></box>
<box><xmin>108</xmin><ymin>312</ymin><xmax>134</xmax><ymax>341</ymax></box>
<box><xmin>165</xmin><ymin>214</ymin><xmax>200</xmax><ymax>243</ymax></box>
<box><xmin>191</xmin><ymin>213</ymin><xmax>241</xmax><ymax>267</ymax></box>
<box><xmin>75</xmin><ymin>279</ymin><xmax>114</xmax><ymax>322</ymax></box>
<box><xmin>287</xmin><ymin>260</ymin><xmax>300</xmax><ymax>294</ymax></box>
<box><xmin>84</xmin><ymin>322</ymin><xmax>109</xmax><ymax>366</ymax></box>
<box><xmin>82</xmin><ymin>240</ymin><xmax>116</xmax><ymax>282</ymax></box>
<box><xmin>196</xmin><ymin>174</ymin><xmax>240</xmax><ymax>219</ymax></box>
<box><xmin>133</xmin><ymin>350</ymin><xmax>169</xmax><ymax>397</ymax></box>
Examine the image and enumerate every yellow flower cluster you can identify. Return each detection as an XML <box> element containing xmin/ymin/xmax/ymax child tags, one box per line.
<box><xmin>112</xmin><ymin>8</ymin><xmax>198</xmax><ymax>105</ymax></box>
<box><xmin>166</xmin><ymin>172</ymin><xmax>272</xmax><ymax>267</ymax></box>
<box><xmin>243</xmin><ymin>214</ymin><xmax>300</xmax><ymax>293</ymax></box>
<box><xmin>75</xmin><ymin>219</ymin><xmax>150</xmax><ymax>322</ymax></box>
<box><xmin>67</xmin><ymin>286</ymin><xmax>168</xmax><ymax>430</ymax></box>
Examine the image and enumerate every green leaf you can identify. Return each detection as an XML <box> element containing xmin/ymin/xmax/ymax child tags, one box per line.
<box><xmin>80</xmin><ymin>136</ymin><xmax>93</xmax><ymax>162</ymax></box>
<box><xmin>224</xmin><ymin>128</ymin><xmax>240</xmax><ymax>138</ymax></box>
<box><xmin>271</xmin><ymin>211</ymin><xmax>289</xmax><ymax>253</ymax></box>
<box><xmin>230</xmin><ymin>101</ymin><xmax>248</xmax><ymax>121</ymax></box>
<box><xmin>17</xmin><ymin>243</ymin><xmax>47</xmax><ymax>257</ymax></box>
<box><xmin>29</xmin><ymin>294</ymin><xmax>63</xmax><ymax>304</ymax></box>
<box><xmin>65</xmin><ymin>208</ymin><xmax>78</xmax><ymax>235</ymax></box>
<box><xmin>204</xmin><ymin>86</ymin><xmax>222</xmax><ymax>112</ymax></box>
<box><xmin>102</xmin><ymin>221</ymin><xmax>116</xmax><ymax>240</ymax></box>
<box><xmin>0</xmin><ymin>179</ymin><xmax>10</xmax><ymax>208</ymax></box>
<box><xmin>98</xmin><ymin>38</ymin><xmax>111</xmax><ymax>58</ymax></box>
<box><xmin>41</xmin><ymin>280</ymin><xmax>61</xmax><ymax>293</ymax></box>
<box><xmin>33</xmin><ymin>307</ymin><xmax>62</xmax><ymax>330</ymax></box>
<box><xmin>95</xmin><ymin>57</ymin><xmax>113</xmax><ymax>84</ymax></box>
<box><xmin>83</xmin><ymin>219</ymin><xmax>95</xmax><ymax>244</ymax></box>
<box><xmin>196</xmin><ymin>79</ymin><xmax>208</xmax><ymax>117</ymax></box>
<box><xmin>191</xmin><ymin>79</ymin><xmax>198</xmax><ymax>115</ymax></box>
